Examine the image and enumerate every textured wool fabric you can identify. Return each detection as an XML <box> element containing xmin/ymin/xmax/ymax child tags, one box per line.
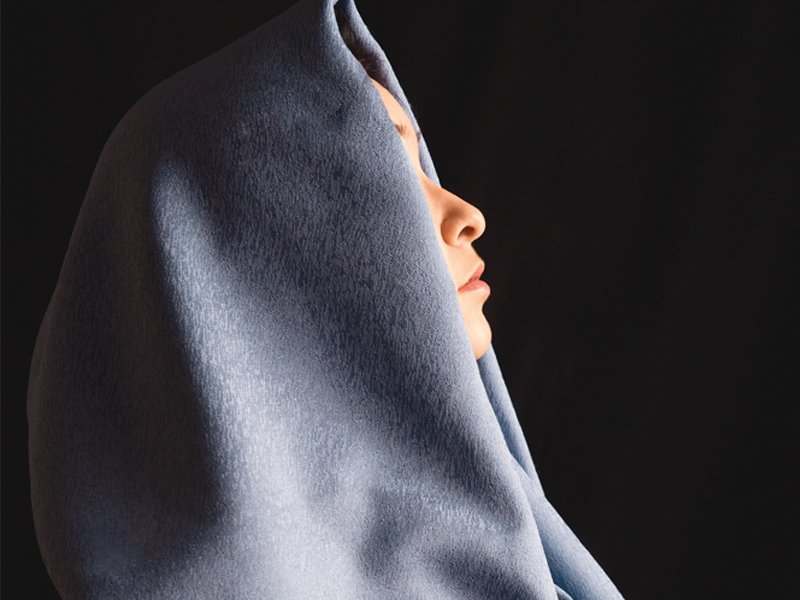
<box><xmin>27</xmin><ymin>0</ymin><xmax>625</xmax><ymax>598</ymax></box>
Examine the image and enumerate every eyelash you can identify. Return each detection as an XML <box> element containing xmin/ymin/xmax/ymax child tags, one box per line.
<box><xmin>395</xmin><ymin>123</ymin><xmax>422</xmax><ymax>142</ymax></box>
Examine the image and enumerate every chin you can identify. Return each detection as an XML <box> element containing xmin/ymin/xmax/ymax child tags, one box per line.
<box><xmin>467</xmin><ymin>314</ymin><xmax>492</xmax><ymax>359</ymax></box>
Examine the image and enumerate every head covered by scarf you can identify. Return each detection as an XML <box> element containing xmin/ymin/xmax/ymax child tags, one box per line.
<box><xmin>28</xmin><ymin>0</ymin><xmax>624</xmax><ymax>597</ymax></box>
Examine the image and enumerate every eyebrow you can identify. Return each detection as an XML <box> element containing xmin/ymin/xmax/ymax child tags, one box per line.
<box><xmin>395</xmin><ymin>122</ymin><xmax>422</xmax><ymax>142</ymax></box>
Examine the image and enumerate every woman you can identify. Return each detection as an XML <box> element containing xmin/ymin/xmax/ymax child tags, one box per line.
<box><xmin>27</xmin><ymin>0</ymin><xmax>624</xmax><ymax>597</ymax></box>
<box><xmin>369</xmin><ymin>76</ymin><xmax>492</xmax><ymax>360</ymax></box>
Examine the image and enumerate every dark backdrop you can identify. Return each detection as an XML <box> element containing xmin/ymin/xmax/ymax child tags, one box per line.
<box><xmin>2</xmin><ymin>1</ymin><xmax>798</xmax><ymax>598</ymax></box>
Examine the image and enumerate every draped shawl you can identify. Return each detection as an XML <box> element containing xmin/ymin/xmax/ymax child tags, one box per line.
<box><xmin>27</xmin><ymin>0</ymin><xmax>624</xmax><ymax>597</ymax></box>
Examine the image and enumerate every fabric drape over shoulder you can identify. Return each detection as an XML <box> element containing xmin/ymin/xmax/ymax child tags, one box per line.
<box><xmin>27</xmin><ymin>0</ymin><xmax>624</xmax><ymax>597</ymax></box>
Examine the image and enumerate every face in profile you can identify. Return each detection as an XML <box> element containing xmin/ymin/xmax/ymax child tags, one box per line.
<box><xmin>370</xmin><ymin>79</ymin><xmax>492</xmax><ymax>359</ymax></box>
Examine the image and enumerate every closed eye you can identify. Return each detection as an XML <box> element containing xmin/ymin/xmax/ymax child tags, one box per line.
<box><xmin>395</xmin><ymin>122</ymin><xmax>422</xmax><ymax>143</ymax></box>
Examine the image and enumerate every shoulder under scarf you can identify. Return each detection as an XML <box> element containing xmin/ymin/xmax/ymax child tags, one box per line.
<box><xmin>27</xmin><ymin>0</ymin><xmax>624</xmax><ymax>597</ymax></box>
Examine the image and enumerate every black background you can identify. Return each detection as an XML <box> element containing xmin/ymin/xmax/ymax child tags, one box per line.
<box><xmin>2</xmin><ymin>1</ymin><xmax>798</xmax><ymax>598</ymax></box>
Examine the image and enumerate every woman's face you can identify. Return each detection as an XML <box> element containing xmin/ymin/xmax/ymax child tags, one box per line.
<box><xmin>371</xmin><ymin>80</ymin><xmax>492</xmax><ymax>359</ymax></box>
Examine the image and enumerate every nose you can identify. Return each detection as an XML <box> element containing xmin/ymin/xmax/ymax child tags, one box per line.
<box><xmin>422</xmin><ymin>178</ymin><xmax>486</xmax><ymax>247</ymax></box>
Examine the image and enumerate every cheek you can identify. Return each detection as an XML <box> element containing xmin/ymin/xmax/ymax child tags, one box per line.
<box><xmin>416</xmin><ymin>174</ymin><xmax>464</xmax><ymax>292</ymax></box>
<box><xmin>438</xmin><ymin>247</ymin><xmax>463</xmax><ymax>291</ymax></box>
<box><xmin>421</xmin><ymin>193</ymin><xmax>457</xmax><ymax>283</ymax></box>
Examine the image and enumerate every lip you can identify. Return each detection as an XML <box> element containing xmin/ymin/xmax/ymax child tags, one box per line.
<box><xmin>458</xmin><ymin>261</ymin><xmax>489</xmax><ymax>293</ymax></box>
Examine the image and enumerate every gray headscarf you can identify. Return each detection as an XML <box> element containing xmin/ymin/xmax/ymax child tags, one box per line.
<box><xmin>27</xmin><ymin>0</ymin><xmax>624</xmax><ymax>597</ymax></box>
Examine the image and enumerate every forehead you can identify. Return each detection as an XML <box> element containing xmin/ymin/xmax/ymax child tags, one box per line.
<box><xmin>370</xmin><ymin>79</ymin><xmax>413</xmax><ymax>128</ymax></box>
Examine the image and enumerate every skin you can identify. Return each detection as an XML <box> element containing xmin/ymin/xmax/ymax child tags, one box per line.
<box><xmin>370</xmin><ymin>79</ymin><xmax>492</xmax><ymax>359</ymax></box>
